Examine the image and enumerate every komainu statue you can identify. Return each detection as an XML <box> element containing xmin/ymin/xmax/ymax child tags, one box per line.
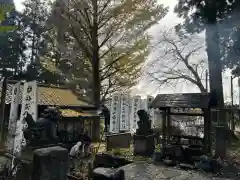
<box><xmin>136</xmin><ymin>110</ymin><xmax>153</xmax><ymax>135</ymax></box>
<box><xmin>23</xmin><ymin>107</ymin><xmax>61</xmax><ymax>146</ymax></box>
<box><xmin>133</xmin><ymin>109</ymin><xmax>155</xmax><ymax>156</ymax></box>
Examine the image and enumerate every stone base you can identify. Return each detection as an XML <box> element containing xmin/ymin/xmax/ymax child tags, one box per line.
<box><xmin>133</xmin><ymin>134</ymin><xmax>155</xmax><ymax>157</ymax></box>
<box><xmin>106</xmin><ymin>133</ymin><xmax>131</xmax><ymax>151</ymax></box>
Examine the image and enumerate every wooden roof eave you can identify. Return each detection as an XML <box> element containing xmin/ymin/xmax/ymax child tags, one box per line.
<box><xmin>150</xmin><ymin>93</ymin><xmax>211</xmax><ymax>109</ymax></box>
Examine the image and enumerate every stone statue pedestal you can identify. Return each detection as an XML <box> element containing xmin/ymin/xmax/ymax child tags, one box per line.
<box><xmin>31</xmin><ymin>146</ymin><xmax>68</xmax><ymax>180</ymax></box>
<box><xmin>133</xmin><ymin>134</ymin><xmax>155</xmax><ymax>157</ymax></box>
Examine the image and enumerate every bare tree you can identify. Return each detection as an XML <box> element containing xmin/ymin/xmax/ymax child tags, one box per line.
<box><xmin>147</xmin><ymin>31</ymin><xmax>207</xmax><ymax>92</ymax></box>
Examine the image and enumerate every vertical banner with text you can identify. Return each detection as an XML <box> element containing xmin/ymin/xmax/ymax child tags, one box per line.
<box><xmin>109</xmin><ymin>93</ymin><xmax>121</xmax><ymax>133</ymax></box>
<box><xmin>141</xmin><ymin>98</ymin><xmax>148</xmax><ymax>111</ymax></box>
<box><xmin>120</xmin><ymin>94</ymin><xmax>130</xmax><ymax>131</ymax></box>
<box><xmin>14</xmin><ymin>81</ymin><xmax>37</xmax><ymax>154</ymax></box>
<box><xmin>5</xmin><ymin>82</ymin><xmax>20</xmax><ymax>153</ymax></box>
<box><xmin>130</xmin><ymin>96</ymin><xmax>141</xmax><ymax>130</ymax></box>
<box><xmin>147</xmin><ymin>96</ymin><xmax>154</xmax><ymax>128</ymax></box>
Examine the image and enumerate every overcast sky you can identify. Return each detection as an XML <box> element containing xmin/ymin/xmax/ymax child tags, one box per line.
<box><xmin>13</xmin><ymin>0</ymin><xmax>239</xmax><ymax>104</ymax></box>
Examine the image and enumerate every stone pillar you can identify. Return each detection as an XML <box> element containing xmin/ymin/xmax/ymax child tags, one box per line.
<box><xmin>31</xmin><ymin>146</ymin><xmax>68</xmax><ymax>180</ymax></box>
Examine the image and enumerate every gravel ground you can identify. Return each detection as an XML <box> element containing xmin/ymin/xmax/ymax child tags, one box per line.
<box><xmin>120</xmin><ymin>162</ymin><xmax>240</xmax><ymax>180</ymax></box>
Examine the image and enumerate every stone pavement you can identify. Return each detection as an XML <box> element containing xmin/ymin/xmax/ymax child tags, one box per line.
<box><xmin>119</xmin><ymin>162</ymin><xmax>233</xmax><ymax>180</ymax></box>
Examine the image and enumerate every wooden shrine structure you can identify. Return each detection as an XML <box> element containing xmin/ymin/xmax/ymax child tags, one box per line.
<box><xmin>1</xmin><ymin>81</ymin><xmax>100</xmax><ymax>142</ymax></box>
<box><xmin>150</xmin><ymin>93</ymin><xmax>212</xmax><ymax>154</ymax></box>
<box><xmin>57</xmin><ymin>109</ymin><xmax>99</xmax><ymax>145</ymax></box>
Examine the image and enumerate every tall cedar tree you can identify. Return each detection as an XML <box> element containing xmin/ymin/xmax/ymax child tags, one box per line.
<box><xmin>0</xmin><ymin>1</ymin><xmax>26</xmax><ymax>77</ymax></box>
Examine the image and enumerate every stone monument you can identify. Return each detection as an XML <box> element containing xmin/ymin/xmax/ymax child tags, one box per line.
<box><xmin>133</xmin><ymin>110</ymin><xmax>155</xmax><ymax>156</ymax></box>
<box><xmin>31</xmin><ymin>146</ymin><xmax>68</xmax><ymax>180</ymax></box>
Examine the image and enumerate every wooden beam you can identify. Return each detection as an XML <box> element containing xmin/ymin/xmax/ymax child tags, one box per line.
<box><xmin>167</xmin><ymin>112</ymin><xmax>204</xmax><ymax>116</ymax></box>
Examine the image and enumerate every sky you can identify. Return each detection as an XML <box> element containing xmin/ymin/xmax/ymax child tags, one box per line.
<box><xmin>14</xmin><ymin>0</ymin><xmax>24</xmax><ymax>11</ymax></box>
<box><xmin>13</xmin><ymin>0</ymin><xmax>240</xmax><ymax>104</ymax></box>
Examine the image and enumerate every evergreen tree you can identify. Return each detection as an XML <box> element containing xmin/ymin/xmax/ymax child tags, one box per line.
<box><xmin>0</xmin><ymin>0</ymin><xmax>26</xmax><ymax>77</ymax></box>
<box><xmin>21</xmin><ymin>0</ymin><xmax>51</xmax><ymax>79</ymax></box>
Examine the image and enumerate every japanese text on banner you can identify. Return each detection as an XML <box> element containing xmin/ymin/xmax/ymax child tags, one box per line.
<box><xmin>109</xmin><ymin>93</ymin><xmax>120</xmax><ymax>133</ymax></box>
<box><xmin>5</xmin><ymin>82</ymin><xmax>20</xmax><ymax>153</ymax></box>
<box><xmin>15</xmin><ymin>81</ymin><xmax>37</xmax><ymax>154</ymax></box>
<box><xmin>120</xmin><ymin>94</ymin><xmax>130</xmax><ymax>131</ymax></box>
<box><xmin>130</xmin><ymin>96</ymin><xmax>141</xmax><ymax>130</ymax></box>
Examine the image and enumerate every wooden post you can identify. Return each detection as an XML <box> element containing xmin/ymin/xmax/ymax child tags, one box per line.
<box><xmin>0</xmin><ymin>77</ymin><xmax>7</xmax><ymax>142</ymax></box>
<box><xmin>166</xmin><ymin>108</ymin><xmax>171</xmax><ymax>143</ymax></box>
<box><xmin>203</xmin><ymin>108</ymin><xmax>212</xmax><ymax>155</ymax></box>
<box><xmin>230</xmin><ymin>76</ymin><xmax>235</xmax><ymax>130</ymax></box>
<box><xmin>161</xmin><ymin>109</ymin><xmax>166</xmax><ymax>146</ymax></box>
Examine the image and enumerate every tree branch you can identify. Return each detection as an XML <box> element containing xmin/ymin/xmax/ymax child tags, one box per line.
<box><xmin>150</xmin><ymin>31</ymin><xmax>207</xmax><ymax>92</ymax></box>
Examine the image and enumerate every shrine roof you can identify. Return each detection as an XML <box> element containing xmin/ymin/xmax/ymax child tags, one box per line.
<box><xmin>1</xmin><ymin>82</ymin><xmax>95</xmax><ymax>107</ymax></box>
<box><xmin>59</xmin><ymin>109</ymin><xmax>98</xmax><ymax>117</ymax></box>
<box><xmin>150</xmin><ymin>93</ymin><xmax>211</xmax><ymax>108</ymax></box>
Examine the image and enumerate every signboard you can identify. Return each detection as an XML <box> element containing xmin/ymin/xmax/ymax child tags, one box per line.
<box><xmin>120</xmin><ymin>94</ymin><xmax>130</xmax><ymax>131</ymax></box>
<box><xmin>152</xmin><ymin>110</ymin><xmax>163</xmax><ymax>129</ymax></box>
<box><xmin>14</xmin><ymin>81</ymin><xmax>37</xmax><ymax>155</ymax></box>
<box><xmin>109</xmin><ymin>93</ymin><xmax>121</xmax><ymax>133</ymax></box>
<box><xmin>130</xmin><ymin>96</ymin><xmax>141</xmax><ymax>130</ymax></box>
<box><xmin>5</xmin><ymin>82</ymin><xmax>20</xmax><ymax>153</ymax></box>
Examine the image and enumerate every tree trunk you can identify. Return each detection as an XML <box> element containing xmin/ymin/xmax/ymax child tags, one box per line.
<box><xmin>206</xmin><ymin>23</ymin><xmax>227</xmax><ymax>158</ymax></box>
<box><xmin>206</xmin><ymin>25</ymin><xmax>224</xmax><ymax>110</ymax></box>
<box><xmin>91</xmin><ymin>0</ymin><xmax>100</xmax><ymax>141</ymax></box>
<box><xmin>91</xmin><ymin>0</ymin><xmax>100</xmax><ymax>108</ymax></box>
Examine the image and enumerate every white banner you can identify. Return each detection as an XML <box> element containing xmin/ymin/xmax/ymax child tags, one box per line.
<box><xmin>14</xmin><ymin>81</ymin><xmax>37</xmax><ymax>154</ymax></box>
<box><xmin>120</xmin><ymin>94</ymin><xmax>130</xmax><ymax>131</ymax></box>
<box><xmin>5</xmin><ymin>82</ymin><xmax>20</xmax><ymax>153</ymax></box>
<box><xmin>130</xmin><ymin>96</ymin><xmax>141</xmax><ymax>130</ymax></box>
<box><xmin>141</xmin><ymin>99</ymin><xmax>148</xmax><ymax>111</ymax></box>
<box><xmin>147</xmin><ymin>95</ymin><xmax>154</xmax><ymax>108</ymax></box>
<box><xmin>147</xmin><ymin>96</ymin><xmax>154</xmax><ymax>128</ymax></box>
<box><xmin>109</xmin><ymin>93</ymin><xmax>121</xmax><ymax>133</ymax></box>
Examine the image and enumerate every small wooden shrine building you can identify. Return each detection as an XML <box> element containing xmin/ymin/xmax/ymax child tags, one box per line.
<box><xmin>57</xmin><ymin>109</ymin><xmax>99</xmax><ymax>143</ymax></box>
<box><xmin>150</xmin><ymin>93</ymin><xmax>212</xmax><ymax>154</ymax></box>
<box><xmin>1</xmin><ymin>81</ymin><xmax>100</xmax><ymax>142</ymax></box>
